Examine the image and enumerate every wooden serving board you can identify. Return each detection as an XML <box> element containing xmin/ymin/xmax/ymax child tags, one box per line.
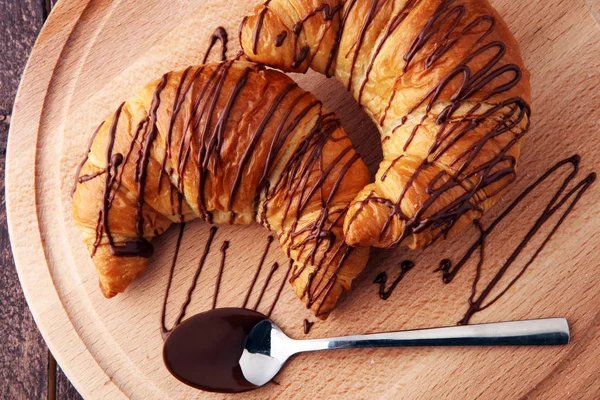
<box><xmin>6</xmin><ymin>0</ymin><xmax>600</xmax><ymax>398</ymax></box>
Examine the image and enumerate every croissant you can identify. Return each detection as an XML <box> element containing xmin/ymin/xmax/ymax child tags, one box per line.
<box><xmin>240</xmin><ymin>0</ymin><xmax>531</xmax><ymax>249</ymax></box>
<box><xmin>71</xmin><ymin>61</ymin><xmax>370</xmax><ymax>318</ymax></box>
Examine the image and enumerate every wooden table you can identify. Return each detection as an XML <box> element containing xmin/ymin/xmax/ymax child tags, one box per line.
<box><xmin>0</xmin><ymin>1</ymin><xmax>81</xmax><ymax>398</ymax></box>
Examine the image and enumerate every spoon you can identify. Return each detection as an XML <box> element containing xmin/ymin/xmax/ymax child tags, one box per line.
<box><xmin>163</xmin><ymin>308</ymin><xmax>569</xmax><ymax>393</ymax></box>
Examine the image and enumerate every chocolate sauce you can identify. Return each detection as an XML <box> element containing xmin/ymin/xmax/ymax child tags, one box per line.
<box><xmin>202</xmin><ymin>26</ymin><xmax>228</xmax><ymax>64</ymax></box>
<box><xmin>161</xmin><ymin>223</ymin><xmax>187</xmax><ymax>340</ymax></box>
<box><xmin>437</xmin><ymin>156</ymin><xmax>595</xmax><ymax>325</ymax></box>
<box><xmin>253</xmin><ymin>262</ymin><xmax>279</xmax><ymax>311</ymax></box>
<box><xmin>91</xmin><ymin>102</ymin><xmax>154</xmax><ymax>258</ymax></box>
<box><xmin>303</xmin><ymin>319</ymin><xmax>314</xmax><ymax>334</ymax></box>
<box><xmin>346</xmin><ymin>0</ymin><xmax>381</xmax><ymax>91</ymax></box>
<box><xmin>274</xmin><ymin>31</ymin><xmax>287</xmax><ymax>47</ymax></box>
<box><xmin>252</xmin><ymin>0</ymin><xmax>272</xmax><ymax>54</ymax></box>
<box><xmin>173</xmin><ymin>226</ymin><xmax>217</xmax><ymax>328</ymax></box>
<box><xmin>345</xmin><ymin>1</ymin><xmax>530</xmax><ymax>248</ymax></box>
<box><xmin>163</xmin><ymin>308</ymin><xmax>266</xmax><ymax>393</ymax></box>
<box><xmin>77</xmin><ymin>169</ymin><xmax>106</xmax><ymax>184</ymax></box>
<box><xmin>71</xmin><ymin>121</ymin><xmax>104</xmax><ymax>197</ymax></box>
<box><xmin>75</xmin><ymin>24</ymin><xmax>362</xmax><ymax>318</ymax></box>
<box><xmin>242</xmin><ymin>235</ymin><xmax>274</xmax><ymax>308</ymax></box>
<box><xmin>212</xmin><ymin>241</ymin><xmax>230</xmax><ymax>310</ymax></box>
<box><xmin>134</xmin><ymin>73</ymin><xmax>169</xmax><ymax>243</ymax></box>
<box><xmin>267</xmin><ymin>259</ymin><xmax>293</xmax><ymax>317</ymax></box>
<box><xmin>244</xmin><ymin>0</ymin><xmax>531</xmax><ymax>250</ymax></box>
<box><xmin>358</xmin><ymin>0</ymin><xmax>418</xmax><ymax>105</ymax></box>
<box><xmin>373</xmin><ymin>260</ymin><xmax>414</xmax><ymax>300</ymax></box>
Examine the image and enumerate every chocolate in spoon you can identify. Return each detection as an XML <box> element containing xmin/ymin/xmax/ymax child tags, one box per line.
<box><xmin>163</xmin><ymin>308</ymin><xmax>569</xmax><ymax>393</ymax></box>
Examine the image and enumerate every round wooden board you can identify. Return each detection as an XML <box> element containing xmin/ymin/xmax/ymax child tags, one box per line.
<box><xmin>6</xmin><ymin>0</ymin><xmax>600</xmax><ymax>398</ymax></box>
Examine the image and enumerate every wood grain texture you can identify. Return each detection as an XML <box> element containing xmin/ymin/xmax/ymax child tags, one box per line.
<box><xmin>0</xmin><ymin>1</ymin><xmax>48</xmax><ymax>399</ymax></box>
<box><xmin>0</xmin><ymin>0</ymin><xmax>82</xmax><ymax>398</ymax></box>
<box><xmin>43</xmin><ymin>1</ymin><xmax>84</xmax><ymax>397</ymax></box>
<box><xmin>4</xmin><ymin>0</ymin><xmax>600</xmax><ymax>399</ymax></box>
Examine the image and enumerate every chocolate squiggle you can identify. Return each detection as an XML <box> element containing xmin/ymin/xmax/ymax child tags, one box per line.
<box><xmin>303</xmin><ymin>319</ymin><xmax>314</xmax><ymax>334</ymax></box>
<box><xmin>437</xmin><ymin>155</ymin><xmax>595</xmax><ymax>325</ymax></box>
<box><xmin>373</xmin><ymin>260</ymin><xmax>414</xmax><ymax>300</ymax></box>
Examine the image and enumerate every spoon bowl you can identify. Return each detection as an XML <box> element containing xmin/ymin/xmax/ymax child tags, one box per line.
<box><xmin>239</xmin><ymin>316</ymin><xmax>570</xmax><ymax>388</ymax></box>
<box><xmin>240</xmin><ymin>319</ymin><xmax>294</xmax><ymax>386</ymax></box>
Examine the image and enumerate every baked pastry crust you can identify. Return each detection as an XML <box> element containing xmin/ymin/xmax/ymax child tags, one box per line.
<box><xmin>240</xmin><ymin>0</ymin><xmax>531</xmax><ymax>249</ymax></box>
<box><xmin>71</xmin><ymin>61</ymin><xmax>369</xmax><ymax>318</ymax></box>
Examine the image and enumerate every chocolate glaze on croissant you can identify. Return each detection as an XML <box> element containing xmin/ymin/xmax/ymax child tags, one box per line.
<box><xmin>71</xmin><ymin>61</ymin><xmax>369</xmax><ymax>318</ymax></box>
<box><xmin>240</xmin><ymin>0</ymin><xmax>531</xmax><ymax>249</ymax></box>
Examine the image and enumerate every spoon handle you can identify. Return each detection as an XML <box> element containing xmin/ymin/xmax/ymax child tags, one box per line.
<box><xmin>293</xmin><ymin>318</ymin><xmax>569</xmax><ymax>353</ymax></box>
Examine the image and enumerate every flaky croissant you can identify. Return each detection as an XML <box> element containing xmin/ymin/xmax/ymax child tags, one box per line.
<box><xmin>240</xmin><ymin>0</ymin><xmax>531</xmax><ymax>249</ymax></box>
<box><xmin>71</xmin><ymin>61</ymin><xmax>369</xmax><ymax>318</ymax></box>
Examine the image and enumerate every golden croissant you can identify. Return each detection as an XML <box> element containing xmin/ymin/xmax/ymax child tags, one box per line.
<box><xmin>240</xmin><ymin>0</ymin><xmax>531</xmax><ymax>248</ymax></box>
<box><xmin>71</xmin><ymin>61</ymin><xmax>370</xmax><ymax>318</ymax></box>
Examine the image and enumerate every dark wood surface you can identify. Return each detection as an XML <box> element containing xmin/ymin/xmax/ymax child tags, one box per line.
<box><xmin>0</xmin><ymin>1</ymin><xmax>82</xmax><ymax>399</ymax></box>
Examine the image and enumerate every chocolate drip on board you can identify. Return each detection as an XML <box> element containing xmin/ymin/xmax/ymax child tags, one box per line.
<box><xmin>242</xmin><ymin>235</ymin><xmax>274</xmax><ymax>308</ymax></box>
<box><xmin>173</xmin><ymin>226</ymin><xmax>218</xmax><ymax>328</ymax></box>
<box><xmin>436</xmin><ymin>156</ymin><xmax>595</xmax><ymax>325</ymax></box>
<box><xmin>253</xmin><ymin>262</ymin><xmax>279</xmax><ymax>311</ymax></box>
<box><xmin>160</xmin><ymin>227</ymin><xmax>296</xmax><ymax>340</ymax></box>
<box><xmin>212</xmin><ymin>241</ymin><xmax>229</xmax><ymax>310</ymax></box>
<box><xmin>161</xmin><ymin>223</ymin><xmax>187</xmax><ymax>340</ymax></box>
<box><xmin>267</xmin><ymin>259</ymin><xmax>293</xmax><ymax>317</ymax></box>
<box><xmin>373</xmin><ymin>260</ymin><xmax>414</xmax><ymax>300</ymax></box>
<box><xmin>303</xmin><ymin>319</ymin><xmax>314</xmax><ymax>334</ymax></box>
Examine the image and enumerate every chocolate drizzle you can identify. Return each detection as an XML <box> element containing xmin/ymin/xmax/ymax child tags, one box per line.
<box><xmin>71</xmin><ymin>121</ymin><xmax>104</xmax><ymax>196</ymax></box>
<box><xmin>245</xmin><ymin>0</ymin><xmax>532</xmax><ymax>250</ymax></box>
<box><xmin>252</xmin><ymin>0</ymin><xmax>272</xmax><ymax>54</ymax></box>
<box><xmin>267</xmin><ymin>259</ymin><xmax>293</xmax><ymax>317</ymax></box>
<box><xmin>437</xmin><ymin>155</ymin><xmax>595</xmax><ymax>325</ymax></box>
<box><xmin>160</xmin><ymin>229</ymin><xmax>292</xmax><ymax>340</ymax></box>
<box><xmin>373</xmin><ymin>260</ymin><xmax>414</xmax><ymax>300</ymax></box>
<box><xmin>345</xmin><ymin>0</ymin><xmax>530</xmax><ymax>249</ymax></box>
<box><xmin>90</xmin><ymin>101</ymin><xmax>155</xmax><ymax>258</ymax></box>
<box><xmin>248</xmin><ymin>1</ymin><xmax>344</xmax><ymax>72</ymax></box>
<box><xmin>212</xmin><ymin>241</ymin><xmax>229</xmax><ymax>309</ymax></box>
<box><xmin>202</xmin><ymin>26</ymin><xmax>228</xmax><ymax>64</ymax></box>
<box><xmin>173</xmin><ymin>226</ymin><xmax>217</xmax><ymax>329</ymax></box>
<box><xmin>358</xmin><ymin>0</ymin><xmax>419</xmax><ymax>105</ymax></box>
<box><xmin>242</xmin><ymin>235</ymin><xmax>274</xmax><ymax>308</ymax></box>
<box><xmin>73</xmin><ymin>24</ymin><xmax>232</xmax><ymax>259</ymax></box>
<box><xmin>303</xmin><ymin>319</ymin><xmax>314</xmax><ymax>334</ymax></box>
<box><xmin>75</xmin><ymin>25</ymin><xmax>362</xmax><ymax>319</ymax></box>
<box><xmin>161</xmin><ymin>223</ymin><xmax>186</xmax><ymax>340</ymax></box>
<box><xmin>274</xmin><ymin>31</ymin><xmax>287</xmax><ymax>47</ymax></box>
<box><xmin>253</xmin><ymin>262</ymin><xmax>279</xmax><ymax>311</ymax></box>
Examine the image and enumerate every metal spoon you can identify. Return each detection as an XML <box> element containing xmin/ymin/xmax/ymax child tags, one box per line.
<box><xmin>240</xmin><ymin>317</ymin><xmax>570</xmax><ymax>387</ymax></box>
